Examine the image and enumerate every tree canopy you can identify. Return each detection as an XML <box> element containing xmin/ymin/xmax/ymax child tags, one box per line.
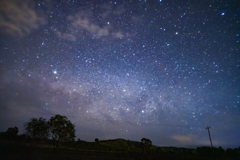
<box><xmin>24</xmin><ymin>117</ymin><xmax>49</xmax><ymax>139</ymax></box>
<box><xmin>24</xmin><ymin>114</ymin><xmax>75</xmax><ymax>149</ymax></box>
<box><xmin>95</xmin><ymin>138</ymin><xmax>99</xmax><ymax>143</ymax></box>
<box><xmin>5</xmin><ymin>126</ymin><xmax>18</xmax><ymax>139</ymax></box>
<box><xmin>141</xmin><ymin>138</ymin><xmax>152</xmax><ymax>153</ymax></box>
<box><xmin>48</xmin><ymin>114</ymin><xmax>76</xmax><ymax>149</ymax></box>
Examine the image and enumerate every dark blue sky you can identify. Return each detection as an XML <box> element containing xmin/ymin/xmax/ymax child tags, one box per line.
<box><xmin>0</xmin><ymin>0</ymin><xmax>239</xmax><ymax>149</ymax></box>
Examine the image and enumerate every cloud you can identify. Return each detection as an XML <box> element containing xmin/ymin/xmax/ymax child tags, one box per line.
<box><xmin>0</xmin><ymin>0</ymin><xmax>46</xmax><ymax>36</ymax></box>
<box><xmin>56</xmin><ymin>31</ymin><xmax>76</xmax><ymax>41</ymax></box>
<box><xmin>112</xmin><ymin>32</ymin><xmax>125</xmax><ymax>39</ymax></box>
<box><xmin>67</xmin><ymin>12</ymin><xmax>110</xmax><ymax>38</ymax></box>
<box><xmin>171</xmin><ymin>134</ymin><xmax>198</xmax><ymax>143</ymax></box>
<box><xmin>56</xmin><ymin>5</ymin><xmax>128</xmax><ymax>40</ymax></box>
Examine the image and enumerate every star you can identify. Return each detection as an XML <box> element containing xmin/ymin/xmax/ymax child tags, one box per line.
<box><xmin>0</xmin><ymin>0</ymin><xmax>239</xmax><ymax>149</ymax></box>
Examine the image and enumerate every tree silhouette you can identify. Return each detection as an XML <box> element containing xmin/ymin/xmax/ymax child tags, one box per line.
<box><xmin>141</xmin><ymin>138</ymin><xmax>152</xmax><ymax>153</ymax></box>
<box><xmin>95</xmin><ymin>138</ymin><xmax>99</xmax><ymax>143</ymax></box>
<box><xmin>24</xmin><ymin>117</ymin><xmax>49</xmax><ymax>139</ymax></box>
<box><xmin>48</xmin><ymin>114</ymin><xmax>75</xmax><ymax>150</ymax></box>
<box><xmin>6</xmin><ymin>126</ymin><xmax>18</xmax><ymax>139</ymax></box>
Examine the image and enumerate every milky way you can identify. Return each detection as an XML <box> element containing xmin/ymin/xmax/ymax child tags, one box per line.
<box><xmin>0</xmin><ymin>0</ymin><xmax>240</xmax><ymax>148</ymax></box>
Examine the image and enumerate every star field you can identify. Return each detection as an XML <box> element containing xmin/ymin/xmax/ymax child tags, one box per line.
<box><xmin>0</xmin><ymin>0</ymin><xmax>240</xmax><ymax>148</ymax></box>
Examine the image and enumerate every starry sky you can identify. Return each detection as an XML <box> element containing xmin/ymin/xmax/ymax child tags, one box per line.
<box><xmin>0</xmin><ymin>0</ymin><xmax>240</xmax><ymax>149</ymax></box>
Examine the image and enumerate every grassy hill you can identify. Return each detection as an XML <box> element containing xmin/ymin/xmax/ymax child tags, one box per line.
<box><xmin>0</xmin><ymin>136</ymin><xmax>239</xmax><ymax>160</ymax></box>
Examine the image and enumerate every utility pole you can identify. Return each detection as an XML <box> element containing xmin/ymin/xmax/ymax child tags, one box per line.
<box><xmin>205</xmin><ymin>126</ymin><xmax>213</xmax><ymax>147</ymax></box>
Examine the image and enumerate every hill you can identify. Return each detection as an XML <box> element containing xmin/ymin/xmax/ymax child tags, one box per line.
<box><xmin>0</xmin><ymin>135</ymin><xmax>239</xmax><ymax>160</ymax></box>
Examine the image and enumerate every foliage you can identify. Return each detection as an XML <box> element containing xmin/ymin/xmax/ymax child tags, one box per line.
<box><xmin>1</xmin><ymin>132</ymin><xmax>240</xmax><ymax>160</ymax></box>
<box><xmin>24</xmin><ymin>114</ymin><xmax>75</xmax><ymax>149</ymax></box>
<box><xmin>156</xmin><ymin>147</ymin><xmax>164</xmax><ymax>153</ymax></box>
<box><xmin>48</xmin><ymin>114</ymin><xmax>76</xmax><ymax>149</ymax></box>
<box><xmin>24</xmin><ymin>117</ymin><xmax>49</xmax><ymax>139</ymax></box>
<box><xmin>6</xmin><ymin>127</ymin><xmax>18</xmax><ymax>135</ymax></box>
<box><xmin>196</xmin><ymin>146</ymin><xmax>240</xmax><ymax>158</ymax></box>
<box><xmin>197</xmin><ymin>146</ymin><xmax>215</xmax><ymax>157</ymax></box>
<box><xmin>226</xmin><ymin>148</ymin><xmax>240</xmax><ymax>158</ymax></box>
<box><xmin>1</xmin><ymin>126</ymin><xmax>19</xmax><ymax>139</ymax></box>
<box><xmin>95</xmin><ymin>138</ymin><xmax>99</xmax><ymax>143</ymax></box>
<box><xmin>141</xmin><ymin>138</ymin><xmax>152</xmax><ymax>153</ymax></box>
<box><xmin>99</xmin><ymin>139</ymin><xmax>129</xmax><ymax>152</ymax></box>
<box><xmin>6</xmin><ymin>127</ymin><xmax>18</xmax><ymax>137</ymax></box>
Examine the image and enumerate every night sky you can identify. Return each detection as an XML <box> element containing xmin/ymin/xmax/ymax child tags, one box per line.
<box><xmin>0</xmin><ymin>0</ymin><xmax>240</xmax><ymax>149</ymax></box>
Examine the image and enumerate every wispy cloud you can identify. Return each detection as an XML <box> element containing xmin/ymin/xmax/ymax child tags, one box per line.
<box><xmin>171</xmin><ymin>134</ymin><xmax>198</xmax><ymax>143</ymax></box>
<box><xmin>0</xmin><ymin>0</ymin><xmax>46</xmax><ymax>36</ymax></box>
<box><xmin>56</xmin><ymin>5</ymin><xmax>128</xmax><ymax>40</ymax></box>
<box><xmin>68</xmin><ymin>12</ymin><xmax>110</xmax><ymax>38</ymax></box>
<box><xmin>55</xmin><ymin>31</ymin><xmax>76</xmax><ymax>41</ymax></box>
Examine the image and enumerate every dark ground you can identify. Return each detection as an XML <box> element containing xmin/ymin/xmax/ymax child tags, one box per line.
<box><xmin>0</xmin><ymin>141</ymin><xmax>235</xmax><ymax>160</ymax></box>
